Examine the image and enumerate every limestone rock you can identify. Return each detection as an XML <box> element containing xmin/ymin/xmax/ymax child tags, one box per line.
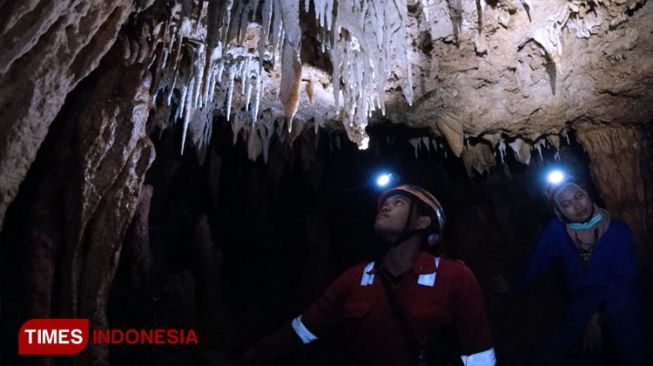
<box><xmin>0</xmin><ymin>0</ymin><xmax>135</xmax><ymax>231</ymax></box>
<box><xmin>65</xmin><ymin>64</ymin><xmax>155</xmax><ymax>364</ymax></box>
<box><xmin>577</xmin><ymin>126</ymin><xmax>653</xmax><ymax>244</ymax></box>
<box><xmin>123</xmin><ymin>184</ymin><xmax>155</xmax><ymax>291</ymax></box>
<box><xmin>461</xmin><ymin>143</ymin><xmax>496</xmax><ymax>176</ymax></box>
<box><xmin>436</xmin><ymin>112</ymin><xmax>465</xmax><ymax>157</ymax></box>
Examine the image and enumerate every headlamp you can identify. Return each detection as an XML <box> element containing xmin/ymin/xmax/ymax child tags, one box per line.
<box><xmin>547</xmin><ymin>170</ymin><xmax>565</xmax><ymax>185</ymax></box>
<box><xmin>376</xmin><ymin>173</ymin><xmax>395</xmax><ymax>188</ymax></box>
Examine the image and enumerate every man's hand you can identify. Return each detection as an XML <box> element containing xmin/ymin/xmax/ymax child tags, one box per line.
<box><xmin>583</xmin><ymin>312</ymin><xmax>602</xmax><ymax>354</ymax></box>
<box><xmin>489</xmin><ymin>274</ymin><xmax>511</xmax><ymax>294</ymax></box>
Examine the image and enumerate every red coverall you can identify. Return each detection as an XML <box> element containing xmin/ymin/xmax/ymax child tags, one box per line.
<box><xmin>255</xmin><ymin>251</ymin><xmax>494</xmax><ymax>365</ymax></box>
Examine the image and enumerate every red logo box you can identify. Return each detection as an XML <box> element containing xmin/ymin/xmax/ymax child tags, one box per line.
<box><xmin>19</xmin><ymin>319</ymin><xmax>89</xmax><ymax>355</ymax></box>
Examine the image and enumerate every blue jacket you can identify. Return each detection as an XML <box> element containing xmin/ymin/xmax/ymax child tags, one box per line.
<box><xmin>514</xmin><ymin>218</ymin><xmax>641</xmax><ymax>365</ymax></box>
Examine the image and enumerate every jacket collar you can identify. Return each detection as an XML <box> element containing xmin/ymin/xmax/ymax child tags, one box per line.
<box><xmin>368</xmin><ymin>251</ymin><xmax>438</xmax><ymax>275</ymax></box>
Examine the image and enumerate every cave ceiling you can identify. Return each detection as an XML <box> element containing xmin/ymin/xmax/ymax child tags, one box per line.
<box><xmin>0</xmin><ymin>0</ymin><xmax>652</xmax><ymax>230</ymax></box>
<box><xmin>134</xmin><ymin>0</ymin><xmax>653</xmax><ymax>157</ymax></box>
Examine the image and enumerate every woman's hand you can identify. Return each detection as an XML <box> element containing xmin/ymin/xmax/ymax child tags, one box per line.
<box><xmin>583</xmin><ymin>312</ymin><xmax>602</xmax><ymax>353</ymax></box>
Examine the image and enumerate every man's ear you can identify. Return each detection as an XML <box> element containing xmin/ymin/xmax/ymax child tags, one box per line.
<box><xmin>416</xmin><ymin>215</ymin><xmax>432</xmax><ymax>230</ymax></box>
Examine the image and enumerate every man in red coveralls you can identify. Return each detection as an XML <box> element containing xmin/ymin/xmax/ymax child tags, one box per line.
<box><xmin>237</xmin><ymin>185</ymin><xmax>496</xmax><ymax>366</ymax></box>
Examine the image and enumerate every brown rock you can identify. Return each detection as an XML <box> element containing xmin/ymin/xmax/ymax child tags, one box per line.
<box><xmin>0</xmin><ymin>0</ymin><xmax>135</xmax><ymax>231</ymax></box>
<box><xmin>54</xmin><ymin>63</ymin><xmax>155</xmax><ymax>365</ymax></box>
<box><xmin>577</xmin><ymin>125</ymin><xmax>653</xmax><ymax>246</ymax></box>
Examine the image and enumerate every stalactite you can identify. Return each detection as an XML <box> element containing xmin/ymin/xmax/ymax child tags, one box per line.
<box><xmin>278</xmin><ymin>0</ymin><xmax>302</xmax><ymax>129</ymax></box>
<box><xmin>226</xmin><ymin>64</ymin><xmax>236</xmax><ymax>121</ymax></box>
<box><xmin>192</xmin><ymin>44</ymin><xmax>204</xmax><ymax>109</ymax></box>
<box><xmin>562</xmin><ymin>129</ymin><xmax>571</xmax><ymax>145</ymax></box>
<box><xmin>271</xmin><ymin>0</ymin><xmax>284</xmax><ymax>64</ymax></box>
<box><xmin>143</xmin><ymin>0</ymin><xmax>646</xmax><ymax>159</ymax></box>
<box><xmin>462</xmin><ymin>142</ymin><xmax>496</xmax><ymax>176</ymax></box>
<box><xmin>181</xmin><ymin>76</ymin><xmax>195</xmax><ymax>154</ymax></box>
<box><xmin>306</xmin><ymin>79</ymin><xmax>316</xmax><ymax>104</ymax></box>
<box><xmin>534</xmin><ymin>139</ymin><xmax>545</xmax><ymax>161</ymax></box>
<box><xmin>482</xmin><ymin>133</ymin><xmax>501</xmax><ymax>149</ymax></box>
<box><xmin>546</xmin><ymin>134</ymin><xmax>560</xmax><ymax>150</ymax></box>
<box><xmin>320</xmin><ymin>0</ymin><xmax>414</xmax><ymax>148</ymax></box>
<box><xmin>201</xmin><ymin>0</ymin><xmax>222</xmax><ymax>104</ymax></box>
<box><xmin>509</xmin><ymin>138</ymin><xmax>531</xmax><ymax>165</ymax></box>
<box><xmin>247</xmin><ymin>123</ymin><xmax>263</xmax><ymax>161</ymax></box>
<box><xmin>436</xmin><ymin>112</ymin><xmax>464</xmax><ymax>157</ymax></box>
<box><xmin>421</xmin><ymin>137</ymin><xmax>430</xmax><ymax>152</ymax></box>
<box><xmin>409</xmin><ymin>138</ymin><xmax>420</xmax><ymax>159</ymax></box>
<box><xmin>498</xmin><ymin>139</ymin><xmax>507</xmax><ymax>165</ymax></box>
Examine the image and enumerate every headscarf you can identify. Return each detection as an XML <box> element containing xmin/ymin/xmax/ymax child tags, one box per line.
<box><xmin>553</xmin><ymin>183</ymin><xmax>611</xmax><ymax>263</ymax></box>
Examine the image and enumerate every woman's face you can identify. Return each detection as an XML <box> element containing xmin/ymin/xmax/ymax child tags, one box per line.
<box><xmin>555</xmin><ymin>185</ymin><xmax>594</xmax><ymax>223</ymax></box>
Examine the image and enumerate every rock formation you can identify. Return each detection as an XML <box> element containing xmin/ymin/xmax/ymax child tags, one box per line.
<box><xmin>577</xmin><ymin>125</ymin><xmax>653</xmax><ymax>244</ymax></box>
<box><xmin>0</xmin><ymin>0</ymin><xmax>138</xmax><ymax>232</ymax></box>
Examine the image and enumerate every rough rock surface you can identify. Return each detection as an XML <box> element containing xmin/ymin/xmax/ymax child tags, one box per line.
<box><xmin>205</xmin><ymin>0</ymin><xmax>653</xmax><ymax>158</ymax></box>
<box><xmin>121</xmin><ymin>184</ymin><xmax>155</xmax><ymax>292</ymax></box>
<box><xmin>577</xmin><ymin>126</ymin><xmax>653</xmax><ymax>245</ymax></box>
<box><xmin>64</xmin><ymin>64</ymin><xmax>155</xmax><ymax>365</ymax></box>
<box><xmin>403</xmin><ymin>0</ymin><xmax>653</xmax><ymax>140</ymax></box>
<box><xmin>0</xmin><ymin>0</ymin><xmax>136</xmax><ymax>231</ymax></box>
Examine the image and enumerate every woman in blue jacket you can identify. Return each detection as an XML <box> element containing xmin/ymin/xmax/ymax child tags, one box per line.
<box><xmin>493</xmin><ymin>177</ymin><xmax>642</xmax><ymax>366</ymax></box>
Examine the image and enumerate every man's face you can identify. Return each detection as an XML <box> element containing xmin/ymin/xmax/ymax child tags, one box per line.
<box><xmin>374</xmin><ymin>194</ymin><xmax>413</xmax><ymax>237</ymax></box>
<box><xmin>555</xmin><ymin>185</ymin><xmax>594</xmax><ymax>223</ymax></box>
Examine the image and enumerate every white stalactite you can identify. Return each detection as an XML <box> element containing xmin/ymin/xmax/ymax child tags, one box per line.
<box><xmin>226</xmin><ymin>65</ymin><xmax>236</xmax><ymax>121</ymax></box>
<box><xmin>148</xmin><ymin>0</ymin><xmax>422</xmax><ymax>159</ymax></box>
<box><xmin>181</xmin><ymin>77</ymin><xmax>195</xmax><ymax>155</ymax></box>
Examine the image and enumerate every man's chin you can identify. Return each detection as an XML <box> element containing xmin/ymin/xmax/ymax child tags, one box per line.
<box><xmin>374</xmin><ymin>228</ymin><xmax>399</xmax><ymax>242</ymax></box>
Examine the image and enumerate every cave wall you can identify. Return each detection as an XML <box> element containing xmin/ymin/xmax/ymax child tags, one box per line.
<box><xmin>577</xmin><ymin>125</ymin><xmax>653</xmax><ymax>246</ymax></box>
<box><xmin>0</xmin><ymin>0</ymin><xmax>142</xmax><ymax>232</ymax></box>
<box><xmin>0</xmin><ymin>42</ymin><xmax>155</xmax><ymax>366</ymax></box>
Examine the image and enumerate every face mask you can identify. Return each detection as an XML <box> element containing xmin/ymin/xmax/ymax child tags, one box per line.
<box><xmin>568</xmin><ymin>213</ymin><xmax>602</xmax><ymax>230</ymax></box>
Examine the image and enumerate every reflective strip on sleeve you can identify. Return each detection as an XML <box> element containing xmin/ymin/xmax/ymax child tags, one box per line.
<box><xmin>360</xmin><ymin>261</ymin><xmax>376</xmax><ymax>286</ymax></box>
<box><xmin>291</xmin><ymin>316</ymin><xmax>318</xmax><ymax>344</ymax></box>
<box><xmin>460</xmin><ymin>347</ymin><xmax>496</xmax><ymax>366</ymax></box>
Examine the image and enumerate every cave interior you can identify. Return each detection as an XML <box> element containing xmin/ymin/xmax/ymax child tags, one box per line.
<box><xmin>1</xmin><ymin>0</ymin><xmax>652</xmax><ymax>365</ymax></box>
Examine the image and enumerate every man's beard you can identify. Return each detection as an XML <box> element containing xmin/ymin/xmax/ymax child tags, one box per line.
<box><xmin>373</xmin><ymin>225</ymin><xmax>402</xmax><ymax>247</ymax></box>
